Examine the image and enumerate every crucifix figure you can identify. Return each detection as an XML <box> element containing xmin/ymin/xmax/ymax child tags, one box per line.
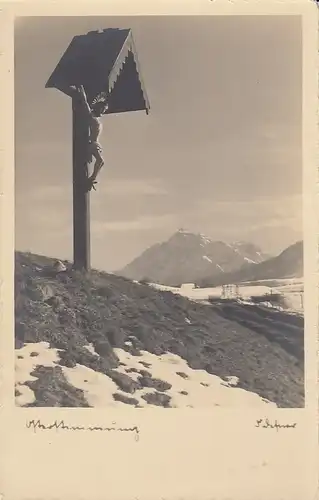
<box><xmin>71</xmin><ymin>84</ymin><xmax>108</xmax><ymax>191</ymax></box>
<box><xmin>46</xmin><ymin>28</ymin><xmax>150</xmax><ymax>270</ymax></box>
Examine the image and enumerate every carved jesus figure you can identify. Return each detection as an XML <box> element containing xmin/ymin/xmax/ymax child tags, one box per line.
<box><xmin>72</xmin><ymin>85</ymin><xmax>108</xmax><ymax>191</ymax></box>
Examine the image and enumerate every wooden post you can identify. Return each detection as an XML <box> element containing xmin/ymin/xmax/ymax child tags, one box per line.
<box><xmin>72</xmin><ymin>97</ymin><xmax>91</xmax><ymax>271</ymax></box>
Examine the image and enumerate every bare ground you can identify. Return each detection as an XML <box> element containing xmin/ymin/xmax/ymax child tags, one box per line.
<box><xmin>15</xmin><ymin>251</ymin><xmax>304</xmax><ymax>408</ymax></box>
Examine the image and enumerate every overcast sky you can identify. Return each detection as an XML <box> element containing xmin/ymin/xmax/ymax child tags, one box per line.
<box><xmin>15</xmin><ymin>15</ymin><xmax>302</xmax><ymax>271</ymax></box>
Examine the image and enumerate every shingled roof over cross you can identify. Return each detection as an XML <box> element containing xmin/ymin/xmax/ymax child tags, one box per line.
<box><xmin>46</xmin><ymin>28</ymin><xmax>150</xmax><ymax>115</ymax></box>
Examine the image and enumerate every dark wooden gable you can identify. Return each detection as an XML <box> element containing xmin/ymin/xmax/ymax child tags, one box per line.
<box><xmin>46</xmin><ymin>28</ymin><xmax>150</xmax><ymax>115</ymax></box>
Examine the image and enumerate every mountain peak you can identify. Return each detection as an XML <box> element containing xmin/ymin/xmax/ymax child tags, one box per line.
<box><xmin>199</xmin><ymin>240</ymin><xmax>303</xmax><ymax>287</ymax></box>
<box><xmin>177</xmin><ymin>227</ymin><xmax>192</xmax><ymax>235</ymax></box>
<box><xmin>176</xmin><ymin>229</ymin><xmax>212</xmax><ymax>243</ymax></box>
<box><xmin>116</xmin><ymin>230</ymin><xmax>269</xmax><ymax>286</ymax></box>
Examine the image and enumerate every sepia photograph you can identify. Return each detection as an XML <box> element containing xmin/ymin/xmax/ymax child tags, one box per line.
<box><xmin>14</xmin><ymin>14</ymin><xmax>305</xmax><ymax>410</ymax></box>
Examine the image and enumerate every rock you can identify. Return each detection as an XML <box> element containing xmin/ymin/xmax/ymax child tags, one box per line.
<box><xmin>53</xmin><ymin>260</ymin><xmax>67</xmax><ymax>273</ymax></box>
<box><xmin>138</xmin><ymin>376</ymin><xmax>172</xmax><ymax>392</ymax></box>
<box><xmin>125</xmin><ymin>368</ymin><xmax>152</xmax><ymax>377</ymax></box>
<box><xmin>94</xmin><ymin>340</ymin><xmax>113</xmax><ymax>357</ymax></box>
<box><xmin>25</xmin><ymin>366</ymin><xmax>90</xmax><ymax>407</ymax></box>
<box><xmin>128</xmin><ymin>336</ymin><xmax>144</xmax><ymax>350</ymax></box>
<box><xmin>187</xmin><ymin>357</ymin><xmax>205</xmax><ymax>370</ymax></box>
<box><xmin>58</xmin><ymin>308</ymin><xmax>76</xmax><ymax>324</ymax></box>
<box><xmin>125</xmin><ymin>367</ymin><xmax>140</xmax><ymax>373</ymax></box>
<box><xmin>46</xmin><ymin>295</ymin><xmax>64</xmax><ymax>311</ymax></box>
<box><xmin>97</xmin><ymin>357</ymin><xmax>118</xmax><ymax>373</ymax></box>
<box><xmin>58</xmin><ymin>350</ymin><xmax>77</xmax><ymax>368</ymax></box>
<box><xmin>87</xmin><ymin>341</ymin><xmax>119</xmax><ymax>367</ymax></box>
<box><xmin>67</xmin><ymin>344</ymin><xmax>119</xmax><ymax>372</ymax></box>
<box><xmin>96</xmin><ymin>286</ymin><xmax>113</xmax><ymax>299</ymax></box>
<box><xmin>108</xmin><ymin>371</ymin><xmax>141</xmax><ymax>394</ymax></box>
<box><xmin>106</xmin><ymin>327</ymin><xmax>125</xmax><ymax>348</ymax></box>
<box><xmin>123</xmin><ymin>345</ymin><xmax>142</xmax><ymax>356</ymax></box>
<box><xmin>40</xmin><ymin>284</ymin><xmax>55</xmax><ymax>300</ymax></box>
<box><xmin>139</xmin><ymin>361</ymin><xmax>152</xmax><ymax>368</ymax></box>
<box><xmin>141</xmin><ymin>391</ymin><xmax>171</xmax><ymax>408</ymax></box>
<box><xmin>112</xmin><ymin>393</ymin><xmax>139</xmax><ymax>406</ymax></box>
<box><xmin>56</xmin><ymin>272</ymin><xmax>71</xmax><ymax>284</ymax></box>
<box><xmin>53</xmin><ymin>338</ymin><xmax>69</xmax><ymax>350</ymax></box>
<box><xmin>59</xmin><ymin>358</ymin><xmax>77</xmax><ymax>368</ymax></box>
<box><xmin>29</xmin><ymin>283</ymin><xmax>54</xmax><ymax>302</ymax></box>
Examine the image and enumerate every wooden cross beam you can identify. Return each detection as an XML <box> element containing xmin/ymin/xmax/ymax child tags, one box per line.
<box><xmin>45</xmin><ymin>28</ymin><xmax>150</xmax><ymax>271</ymax></box>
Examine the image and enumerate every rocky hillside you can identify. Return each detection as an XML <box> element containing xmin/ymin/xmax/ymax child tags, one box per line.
<box><xmin>116</xmin><ymin>229</ymin><xmax>269</xmax><ymax>286</ymax></box>
<box><xmin>15</xmin><ymin>251</ymin><xmax>304</xmax><ymax>408</ymax></box>
<box><xmin>200</xmin><ymin>241</ymin><xmax>303</xmax><ymax>287</ymax></box>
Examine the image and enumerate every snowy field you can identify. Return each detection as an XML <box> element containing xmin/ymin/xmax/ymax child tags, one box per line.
<box><xmin>150</xmin><ymin>277</ymin><xmax>304</xmax><ymax>314</ymax></box>
<box><xmin>15</xmin><ymin>342</ymin><xmax>277</xmax><ymax>409</ymax></box>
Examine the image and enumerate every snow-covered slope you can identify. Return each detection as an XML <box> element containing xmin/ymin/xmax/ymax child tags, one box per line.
<box><xmin>15</xmin><ymin>251</ymin><xmax>304</xmax><ymax>408</ymax></box>
<box><xmin>16</xmin><ymin>342</ymin><xmax>277</xmax><ymax>409</ymax></box>
<box><xmin>116</xmin><ymin>229</ymin><xmax>269</xmax><ymax>286</ymax></box>
<box><xmin>200</xmin><ymin>241</ymin><xmax>303</xmax><ymax>287</ymax></box>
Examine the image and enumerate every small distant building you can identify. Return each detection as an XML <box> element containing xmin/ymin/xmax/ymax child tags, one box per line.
<box><xmin>221</xmin><ymin>284</ymin><xmax>241</xmax><ymax>299</ymax></box>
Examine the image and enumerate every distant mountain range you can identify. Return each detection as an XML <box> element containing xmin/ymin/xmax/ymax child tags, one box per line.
<box><xmin>115</xmin><ymin>229</ymin><xmax>272</xmax><ymax>286</ymax></box>
<box><xmin>199</xmin><ymin>240</ymin><xmax>303</xmax><ymax>287</ymax></box>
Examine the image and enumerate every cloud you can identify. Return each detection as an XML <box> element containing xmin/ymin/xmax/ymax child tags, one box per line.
<box><xmin>25</xmin><ymin>185</ymin><xmax>70</xmax><ymax>202</ymax></box>
<box><xmin>92</xmin><ymin>213</ymin><xmax>177</xmax><ymax>235</ymax></box>
<box><xmin>22</xmin><ymin>178</ymin><xmax>168</xmax><ymax>207</ymax></box>
<box><xmin>171</xmin><ymin>193</ymin><xmax>302</xmax><ymax>251</ymax></box>
<box><xmin>96</xmin><ymin>178</ymin><xmax>168</xmax><ymax>197</ymax></box>
<box><xmin>196</xmin><ymin>194</ymin><xmax>302</xmax><ymax>220</ymax></box>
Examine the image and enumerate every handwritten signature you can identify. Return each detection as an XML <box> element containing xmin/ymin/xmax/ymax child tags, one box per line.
<box><xmin>26</xmin><ymin>419</ymin><xmax>140</xmax><ymax>441</ymax></box>
<box><xmin>256</xmin><ymin>418</ymin><xmax>297</xmax><ymax>431</ymax></box>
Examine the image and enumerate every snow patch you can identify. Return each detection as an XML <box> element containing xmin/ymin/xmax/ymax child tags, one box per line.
<box><xmin>203</xmin><ymin>255</ymin><xmax>212</xmax><ymax>263</ymax></box>
<box><xmin>15</xmin><ymin>344</ymin><xmax>277</xmax><ymax>409</ymax></box>
<box><xmin>224</xmin><ymin>376</ymin><xmax>239</xmax><ymax>387</ymax></box>
<box><xmin>180</xmin><ymin>283</ymin><xmax>196</xmax><ymax>290</ymax></box>
<box><xmin>63</xmin><ymin>364</ymin><xmax>120</xmax><ymax>407</ymax></box>
<box><xmin>178</xmin><ymin>228</ymin><xmax>192</xmax><ymax>236</ymax></box>
<box><xmin>15</xmin><ymin>342</ymin><xmax>60</xmax><ymax>406</ymax></box>
<box><xmin>216</xmin><ymin>264</ymin><xmax>224</xmax><ymax>272</ymax></box>
<box><xmin>111</xmin><ymin>350</ymin><xmax>277</xmax><ymax>408</ymax></box>
<box><xmin>151</xmin><ymin>280</ymin><xmax>303</xmax><ymax>313</ymax></box>
<box><xmin>84</xmin><ymin>344</ymin><xmax>99</xmax><ymax>356</ymax></box>
<box><xmin>244</xmin><ymin>257</ymin><xmax>257</xmax><ymax>264</ymax></box>
<box><xmin>199</xmin><ymin>233</ymin><xmax>212</xmax><ymax>245</ymax></box>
